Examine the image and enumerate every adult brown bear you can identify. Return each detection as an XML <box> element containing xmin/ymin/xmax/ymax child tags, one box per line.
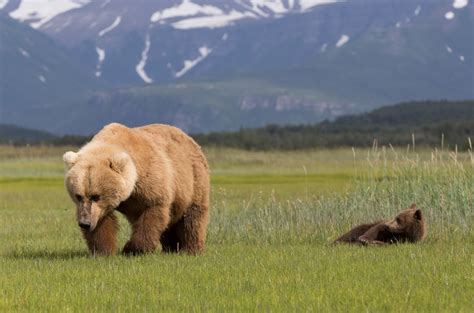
<box><xmin>63</xmin><ymin>123</ymin><xmax>210</xmax><ymax>256</ymax></box>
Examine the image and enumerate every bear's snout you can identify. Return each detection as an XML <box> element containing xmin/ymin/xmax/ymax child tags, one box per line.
<box><xmin>78</xmin><ymin>221</ymin><xmax>91</xmax><ymax>231</ymax></box>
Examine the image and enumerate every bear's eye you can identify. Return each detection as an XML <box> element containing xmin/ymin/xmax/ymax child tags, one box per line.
<box><xmin>90</xmin><ymin>194</ymin><xmax>100</xmax><ymax>202</ymax></box>
<box><xmin>396</xmin><ymin>217</ymin><xmax>402</xmax><ymax>224</ymax></box>
<box><xmin>75</xmin><ymin>194</ymin><xmax>83</xmax><ymax>202</ymax></box>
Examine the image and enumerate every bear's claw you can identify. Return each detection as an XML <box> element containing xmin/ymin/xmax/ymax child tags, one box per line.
<box><xmin>122</xmin><ymin>241</ymin><xmax>146</xmax><ymax>256</ymax></box>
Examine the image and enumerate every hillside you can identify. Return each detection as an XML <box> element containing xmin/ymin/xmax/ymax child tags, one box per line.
<box><xmin>193</xmin><ymin>100</ymin><xmax>474</xmax><ymax>149</ymax></box>
<box><xmin>0</xmin><ymin>15</ymin><xmax>102</xmax><ymax>129</ymax></box>
<box><xmin>0</xmin><ymin>124</ymin><xmax>56</xmax><ymax>143</ymax></box>
<box><xmin>0</xmin><ymin>123</ymin><xmax>91</xmax><ymax>145</ymax></box>
<box><xmin>2</xmin><ymin>100</ymin><xmax>473</xmax><ymax>149</ymax></box>
<box><xmin>53</xmin><ymin>79</ymin><xmax>366</xmax><ymax>135</ymax></box>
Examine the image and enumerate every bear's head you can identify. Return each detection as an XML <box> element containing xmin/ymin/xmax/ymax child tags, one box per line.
<box><xmin>385</xmin><ymin>203</ymin><xmax>426</xmax><ymax>242</ymax></box>
<box><xmin>63</xmin><ymin>145</ymin><xmax>137</xmax><ymax>231</ymax></box>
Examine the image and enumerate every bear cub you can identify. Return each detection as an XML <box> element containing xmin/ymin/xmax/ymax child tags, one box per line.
<box><xmin>334</xmin><ymin>204</ymin><xmax>426</xmax><ymax>245</ymax></box>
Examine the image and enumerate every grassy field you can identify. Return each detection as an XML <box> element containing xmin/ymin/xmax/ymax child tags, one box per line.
<box><xmin>0</xmin><ymin>145</ymin><xmax>472</xmax><ymax>312</ymax></box>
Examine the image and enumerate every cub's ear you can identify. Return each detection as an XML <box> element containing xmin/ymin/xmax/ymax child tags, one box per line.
<box><xmin>414</xmin><ymin>209</ymin><xmax>423</xmax><ymax>220</ymax></box>
<box><xmin>109</xmin><ymin>152</ymin><xmax>131</xmax><ymax>173</ymax></box>
<box><xmin>409</xmin><ymin>203</ymin><xmax>417</xmax><ymax>210</ymax></box>
<box><xmin>63</xmin><ymin>151</ymin><xmax>78</xmax><ymax>168</ymax></box>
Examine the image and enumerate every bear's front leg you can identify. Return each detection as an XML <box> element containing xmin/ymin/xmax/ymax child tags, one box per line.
<box><xmin>123</xmin><ymin>206</ymin><xmax>170</xmax><ymax>256</ymax></box>
<box><xmin>358</xmin><ymin>223</ymin><xmax>389</xmax><ymax>246</ymax></box>
<box><xmin>82</xmin><ymin>213</ymin><xmax>119</xmax><ymax>256</ymax></box>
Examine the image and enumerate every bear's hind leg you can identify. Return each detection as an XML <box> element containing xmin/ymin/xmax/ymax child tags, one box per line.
<box><xmin>82</xmin><ymin>213</ymin><xmax>119</xmax><ymax>256</ymax></box>
<box><xmin>160</xmin><ymin>223</ymin><xmax>180</xmax><ymax>253</ymax></box>
<box><xmin>176</xmin><ymin>204</ymin><xmax>208</xmax><ymax>254</ymax></box>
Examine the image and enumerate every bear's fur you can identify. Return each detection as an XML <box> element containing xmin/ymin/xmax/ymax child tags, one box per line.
<box><xmin>63</xmin><ymin>123</ymin><xmax>210</xmax><ymax>256</ymax></box>
<box><xmin>334</xmin><ymin>204</ymin><xmax>426</xmax><ymax>245</ymax></box>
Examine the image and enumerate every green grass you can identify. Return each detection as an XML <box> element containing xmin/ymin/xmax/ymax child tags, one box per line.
<box><xmin>0</xmin><ymin>146</ymin><xmax>472</xmax><ymax>312</ymax></box>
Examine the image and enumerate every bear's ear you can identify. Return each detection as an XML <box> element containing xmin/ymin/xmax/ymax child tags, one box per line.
<box><xmin>409</xmin><ymin>203</ymin><xmax>417</xmax><ymax>210</ymax></box>
<box><xmin>109</xmin><ymin>152</ymin><xmax>131</xmax><ymax>173</ymax></box>
<box><xmin>63</xmin><ymin>151</ymin><xmax>78</xmax><ymax>168</ymax></box>
<box><xmin>414</xmin><ymin>209</ymin><xmax>423</xmax><ymax>221</ymax></box>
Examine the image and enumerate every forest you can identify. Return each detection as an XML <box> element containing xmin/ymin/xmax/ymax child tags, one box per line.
<box><xmin>1</xmin><ymin>100</ymin><xmax>473</xmax><ymax>149</ymax></box>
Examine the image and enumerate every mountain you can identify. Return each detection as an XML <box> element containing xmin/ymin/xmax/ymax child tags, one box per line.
<box><xmin>0</xmin><ymin>14</ymin><xmax>102</xmax><ymax>129</ymax></box>
<box><xmin>2</xmin><ymin>0</ymin><xmax>353</xmax><ymax>85</ymax></box>
<box><xmin>4</xmin><ymin>0</ymin><xmax>472</xmax><ymax>87</ymax></box>
<box><xmin>0</xmin><ymin>0</ymin><xmax>472</xmax><ymax>134</ymax></box>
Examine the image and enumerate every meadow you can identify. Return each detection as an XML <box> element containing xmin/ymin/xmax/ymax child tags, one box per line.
<box><xmin>0</xmin><ymin>144</ymin><xmax>472</xmax><ymax>312</ymax></box>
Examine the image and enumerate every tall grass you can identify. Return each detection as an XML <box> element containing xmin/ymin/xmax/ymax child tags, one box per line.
<box><xmin>208</xmin><ymin>145</ymin><xmax>473</xmax><ymax>245</ymax></box>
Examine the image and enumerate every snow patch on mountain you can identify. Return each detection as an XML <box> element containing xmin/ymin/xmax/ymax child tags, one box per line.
<box><xmin>95</xmin><ymin>47</ymin><xmax>105</xmax><ymax>77</ymax></box>
<box><xmin>246</xmin><ymin>0</ymin><xmax>289</xmax><ymax>16</ymax></box>
<box><xmin>414</xmin><ymin>5</ymin><xmax>421</xmax><ymax>16</ymax></box>
<box><xmin>299</xmin><ymin>0</ymin><xmax>343</xmax><ymax>12</ymax></box>
<box><xmin>446</xmin><ymin>45</ymin><xmax>453</xmax><ymax>53</ymax></box>
<box><xmin>136</xmin><ymin>34</ymin><xmax>153</xmax><ymax>84</ymax></box>
<box><xmin>151</xmin><ymin>0</ymin><xmax>223</xmax><ymax>23</ymax></box>
<box><xmin>175</xmin><ymin>46</ymin><xmax>212</xmax><ymax>78</ymax></box>
<box><xmin>0</xmin><ymin>0</ymin><xmax>8</xmax><ymax>10</ymax></box>
<box><xmin>172</xmin><ymin>10</ymin><xmax>256</xmax><ymax>29</ymax></box>
<box><xmin>9</xmin><ymin>0</ymin><xmax>90</xmax><ymax>29</ymax></box>
<box><xmin>335</xmin><ymin>34</ymin><xmax>349</xmax><ymax>48</ymax></box>
<box><xmin>453</xmin><ymin>0</ymin><xmax>469</xmax><ymax>9</ymax></box>
<box><xmin>7</xmin><ymin>0</ymin><xmax>347</xmax><ymax>33</ymax></box>
<box><xmin>445</xmin><ymin>11</ymin><xmax>455</xmax><ymax>19</ymax></box>
<box><xmin>38</xmin><ymin>75</ymin><xmax>46</xmax><ymax>83</ymax></box>
<box><xmin>18</xmin><ymin>48</ymin><xmax>30</xmax><ymax>58</ymax></box>
<box><xmin>148</xmin><ymin>0</ymin><xmax>345</xmax><ymax>29</ymax></box>
<box><xmin>459</xmin><ymin>55</ymin><xmax>465</xmax><ymax>62</ymax></box>
<box><xmin>98</xmin><ymin>16</ymin><xmax>121</xmax><ymax>37</ymax></box>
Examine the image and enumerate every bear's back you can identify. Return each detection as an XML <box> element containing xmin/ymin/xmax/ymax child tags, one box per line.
<box><xmin>137</xmin><ymin>124</ymin><xmax>194</xmax><ymax>146</ymax></box>
<box><xmin>93</xmin><ymin>122</ymin><xmax>209</xmax><ymax>178</ymax></box>
<box><xmin>136</xmin><ymin>124</ymin><xmax>208</xmax><ymax>168</ymax></box>
<box><xmin>93</xmin><ymin>123</ymin><xmax>204</xmax><ymax>159</ymax></box>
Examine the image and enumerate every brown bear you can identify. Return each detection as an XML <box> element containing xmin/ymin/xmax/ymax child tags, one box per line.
<box><xmin>63</xmin><ymin>123</ymin><xmax>210</xmax><ymax>256</ymax></box>
<box><xmin>334</xmin><ymin>204</ymin><xmax>426</xmax><ymax>245</ymax></box>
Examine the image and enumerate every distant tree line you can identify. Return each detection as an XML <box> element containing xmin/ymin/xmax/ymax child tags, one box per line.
<box><xmin>193</xmin><ymin>100</ymin><xmax>474</xmax><ymax>150</ymax></box>
<box><xmin>0</xmin><ymin>124</ymin><xmax>91</xmax><ymax>146</ymax></box>
<box><xmin>1</xmin><ymin>100</ymin><xmax>473</xmax><ymax>150</ymax></box>
<box><xmin>193</xmin><ymin>121</ymin><xmax>472</xmax><ymax>150</ymax></box>
<box><xmin>0</xmin><ymin>135</ymin><xmax>93</xmax><ymax>147</ymax></box>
